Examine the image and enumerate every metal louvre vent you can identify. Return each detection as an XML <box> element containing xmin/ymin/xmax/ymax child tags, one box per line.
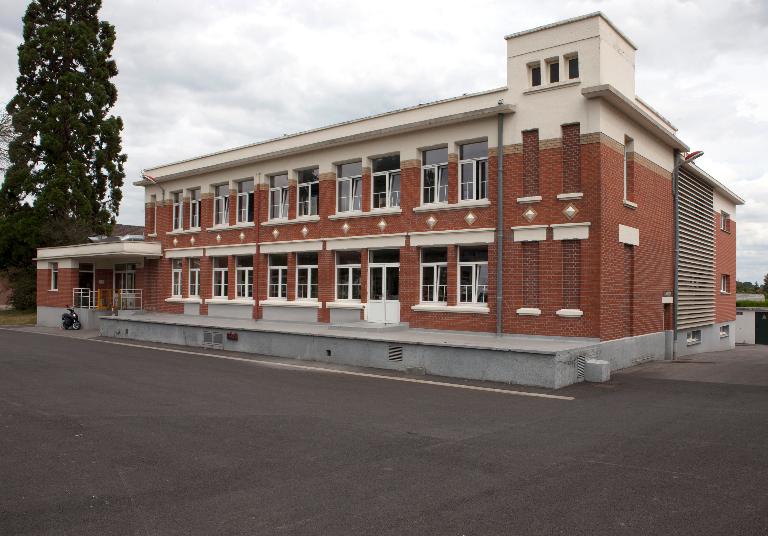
<box><xmin>576</xmin><ymin>355</ymin><xmax>586</xmax><ymax>380</ymax></box>
<box><xmin>203</xmin><ymin>330</ymin><xmax>224</xmax><ymax>350</ymax></box>
<box><xmin>388</xmin><ymin>345</ymin><xmax>403</xmax><ymax>362</ymax></box>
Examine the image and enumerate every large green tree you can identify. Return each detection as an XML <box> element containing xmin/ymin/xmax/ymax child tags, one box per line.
<box><xmin>0</xmin><ymin>0</ymin><xmax>125</xmax><ymax>307</ymax></box>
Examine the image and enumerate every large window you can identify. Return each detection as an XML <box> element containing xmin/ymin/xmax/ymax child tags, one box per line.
<box><xmin>172</xmin><ymin>191</ymin><xmax>183</xmax><ymax>230</ymax></box>
<box><xmin>337</xmin><ymin>162</ymin><xmax>362</xmax><ymax>213</ymax></box>
<box><xmin>421</xmin><ymin>248</ymin><xmax>447</xmax><ymax>303</ymax></box>
<box><xmin>459</xmin><ymin>141</ymin><xmax>488</xmax><ymax>201</ymax></box>
<box><xmin>458</xmin><ymin>246</ymin><xmax>488</xmax><ymax>304</ymax></box>
<box><xmin>237</xmin><ymin>179</ymin><xmax>254</xmax><ymax>223</ymax></box>
<box><xmin>189</xmin><ymin>188</ymin><xmax>200</xmax><ymax>228</ymax></box>
<box><xmin>213</xmin><ymin>184</ymin><xmax>229</xmax><ymax>226</ymax></box>
<box><xmin>268</xmin><ymin>254</ymin><xmax>288</xmax><ymax>299</ymax></box>
<box><xmin>171</xmin><ymin>259</ymin><xmax>183</xmax><ymax>296</ymax></box>
<box><xmin>188</xmin><ymin>258</ymin><xmax>200</xmax><ymax>297</ymax></box>
<box><xmin>236</xmin><ymin>256</ymin><xmax>253</xmax><ymax>298</ymax></box>
<box><xmin>372</xmin><ymin>155</ymin><xmax>400</xmax><ymax>209</ymax></box>
<box><xmin>50</xmin><ymin>262</ymin><xmax>59</xmax><ymax>290</ymax></box>
<box><xmin>422</xmin><ymin>148</ymin><xmax>448</xmax><ymax>205</ymax></box>
<box><xmin>336</xmin><ymin>251</ymin><xmax>361</xmax><ymax>300</ymax></box>
<box><xmin>296</xmin><ymin>252</ymin><xmax>318</xmax><ymax>300</ymax></box>
<box><xmin>212</xmin><ymin>257</ymin><xmax>228</xmax><ymax>298</ymax></box>
<box><xmin>297</xmin><ymin>168</ymin><xmax>319</xmax><ymax>217</ymax></box>
<box><xmin>269</xmin><ymin>174</ymin><xmax>289</xmax><ymax>220</ymax></box>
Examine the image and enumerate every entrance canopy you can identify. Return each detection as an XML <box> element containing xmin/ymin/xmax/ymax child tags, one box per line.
<box><xmin>35</xmin><ymin>240</ymin><xmax>162</xmax><ymax>265</ymax></box>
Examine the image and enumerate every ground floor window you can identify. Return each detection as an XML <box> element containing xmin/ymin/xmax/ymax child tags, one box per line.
<box><xmin>188</xmin><ymin>258</ymin><xmax>200</xmax><ymax>297</ymax></box>
<box><xmin>296</xmin><ymin>252</ymin><xmax>318</xmax><ymax>300</ymax></box>
<box><xmin>212</xmin><ymin>257</ymin><xmax>228</xmax><ymax>298</ymax></box>
<box><xmin>268</xmin><ymin>254</ymin><xmax>288</xmax><ymax>299</ymax></box>
<box><xmin>49</xmin><ymin>262</ymin><xmax>58</xmax><ymax>290</ymax></box>
<box><xmin>236</xmin><ymin>256</ymin><xmax>253</xmax><ymax>298</ymax></box>
<box><xmin>421</xmin><ymin>248</ymin><xmax>447</xmax><ymax>303</ymax></box>
<box><xmin>458</xmin><ymin>246</ymin><xmax>488</xmax><ymax>304</ymax></box>
<box><xmin>336</xmin><ymin>251</ymin><xmax>361</xmax><ymax>300</ymax></box>
<box><xmin>171</xmin><ymin>259</ymin><xmax>183</xmax><ymax>297</ymax></box>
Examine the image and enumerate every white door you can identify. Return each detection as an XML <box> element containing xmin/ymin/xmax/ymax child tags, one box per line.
<box><xmin>368</xmin><ymin>250</ymin><xmax>400</xmax><ymax>324</ymax></box>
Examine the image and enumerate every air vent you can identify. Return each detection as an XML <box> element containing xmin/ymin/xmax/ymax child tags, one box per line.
<box><xmin>202</xmin><ymin>330</ymin><xmax>224</xmax><ymax>350</ymax></box>
<box><xmin>388</xmin><ymin>345</ymin><xmax>403</xmax><ymax>362</ymax></box>
<box><xmin>576</xmin><ymin>355</ymin><xmax>586</xmax><ymax>380</ymax></box>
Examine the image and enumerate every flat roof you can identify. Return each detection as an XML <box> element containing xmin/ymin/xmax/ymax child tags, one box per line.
<box><xmin>504</xmin><ymin>12</ymin><xmax>638</xmax><ymax>50</ymax></box>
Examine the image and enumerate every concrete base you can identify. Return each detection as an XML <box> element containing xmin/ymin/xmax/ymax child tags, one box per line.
<box><xmin>584</xmin><ymin>359</ymin><xmax>610</xmax><ymax>382</ymax></box>
<box><xmin>675</xmin><ymin>322</ymin><xmax>735</xmax><ymax>357</ymax></box>
<box><xmin>208</xmin><ymin>303</ymin><xmax>253</xmax><ymax>319</ymax></box>
<box><xmin>184</xmin><ymin>303</ymin><xmax>200</xmax><ymax>316</ymax></box>
<box><xmin>596</xmin><ymin>331</ymin><xmax>669</xmax><ymax>370</ymax></box>
<box><xmin>261</xmin><ymin>305</ymin><xmax>318</xmax><ymax>323</ymax></box>
<box><xmin>37</xmin><ymin>306</ymin><xmax>108</xmax><ymax>330</ymax></box>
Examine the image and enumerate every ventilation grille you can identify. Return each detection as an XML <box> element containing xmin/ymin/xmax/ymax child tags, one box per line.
<box><xmin>576</xmin><ymin>355</ymin><xmax>586</xmax><ymax>380</ymax></box>
<box><xmin>388</xmin><ymin>345</ymin><xmax>403</xmax><ymax>362</ymax></box>
<box><xmin>202</xmin><ymin>330</ymin><xmax>224</xmax><ymax>350</ymax></box>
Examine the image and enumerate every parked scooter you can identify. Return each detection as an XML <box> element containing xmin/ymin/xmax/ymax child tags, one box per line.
<box><xmin>61</xmin><ymin>306</ymin><xmax>82</xmax><ymax>330</ymax></box>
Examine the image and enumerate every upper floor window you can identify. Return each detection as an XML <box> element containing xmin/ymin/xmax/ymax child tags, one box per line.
<box><xmin>236</xmin><ymin>256</ymin><xmax>253</xmax><ymax>298</ymax></box>
<box><xmin>188</xmin><ymin>258</ymin><xmax>200</xmax><ymax>297</ymax></box>
<box><xmin>269</xmin><ymin>174</ymin><xmax>289</xmax><ymax>220</ymax></box>
<box><xmin>459</xmin><ymin>141</ymin><xmax>488</xmax><ymax>201</ymax></box>
<box><xmin>421</xmin><ymin>248</ymin><xmax>447</xmax><ymax>303</ymax></box>
<box><xmin>459</xmin><ymin>246</ymin><xmax>488</xmax><ymax>304</ymax></box>
<box><xmin>721</xmin><ymin>274</ymin><xmax>730</xmax><ymax>294</ymax></box>
<box><xmin>212</xmin><ymin>257</ymin><xmax>228</xmax><ymax>298</ymax></box>
<box><xmin>171</xmin><ymin>191</ymin><xmax>183</xmax><ymax>230</ymax></box>
<box><xmin>422</xmin><ymin>147</ymin><xmax>448</xmax><ymax>205</ymax></box>
<box><xmin>720</xmin><ymin>211</ymin><xmax>731</xmax><ymax>232</ymax></box>
<box><xmin>297</xmin><ymin>168</ymin><xmax>319</xmax><ymax>217</ymax></box>
<box><xmin>150</xmin><ymin>194</ymin><xmax>157</xmax><ymax>235</ymax></box>
<box><xmin>372</xmin><ymin>155</ymin><xmax>400</xmax><ymax>210</ymax></box>
<box><xmin>623</xmin><ymin>136</ymin><xmax>634</xmax><ymax>202</ymax></box>
<box><xmin>337</xmin><ymin>162</ymin><xmax>362</xmax><ymax>213</ymax></box>
<box><xmin>336</xmin><ymin>251</ymin><xmax>361</xmax><ymax>300</ymax></box>
<box><xmin>529</xmin><ymin>62</ymin><xmax>541</xmax><ymax>87</ymax></box>
<box><xmin>237</xmin><ymin>180</ymin><xmax>254</xmax><ymax>223</ymax></box>
<box><xmin>50</xmin><ymin>262</ymin><xmax>59</xmax><ymax>290</ymax></box>
<box><xmin>171</xmin><ymin>259</ymin><xmax>182</xmax><ymax>297</ymax></box>
<box><xmin>548</xmin><ymin>59</ymin><xmax>559</xmax><ymax>83</ymax></box>
<box><xmin>296</xmin><ymin>252</ymin><xmax>318</xmax><ymax>300</ymax></box>
<box><xmin>268</xmin><ymin>254</ymin><xmax>288</xmax><ymax>299</ymax></box>
<box><xmin>567</xmin><ymin>54</ymin><xmax>579</xmax><ymax>79</ymax></box>
<box><xmin>213</xmin><ymin>184</ymin><xmax>229</xmax><ymax>226</ymax></box>
<box><xmin>189</xmin><ymin>188</ymin><xmax>200</xmax><ymax>228</ymax></box>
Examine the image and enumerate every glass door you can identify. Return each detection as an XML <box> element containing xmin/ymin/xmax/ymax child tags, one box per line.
<box><xmin>368</xmin><ymin>249</ymin><xmax>400</xmax><ymax>324</ymax></box>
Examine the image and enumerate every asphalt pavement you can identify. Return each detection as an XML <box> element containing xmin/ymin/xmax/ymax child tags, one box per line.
<box><xmin>1</xmin><ymin>328</ymin><xmax>767</xmax><ymax>535</ymax></box>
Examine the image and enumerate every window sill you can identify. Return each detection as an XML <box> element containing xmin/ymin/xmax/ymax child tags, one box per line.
<box><xmin>720</xmin><ymin>291</ymin><xmax>730</xmax><ymax>295</ymax></box>
<box><xmin>719</xmin><ymin>333</ymin><xmax>729</xmax><ymax>339</ymax></box>
<box><xmin>206</xmin><ymin>222</ymin><xmax>255</xmax><ymax>232</ymax></box>
<box><xmin>623</xmin><ymin>199</ymin><xmax>638</xmax><ymax>209</ymax></box>
<box><xmin>182</xmin><ymin>297</ymin><xmax>202</xmax><ymax>304</ymax></box>
<box><xmin>147</xmin><ymin>233</ymin><xmax>158</xmax><ymax>238</ymax></box>
<box><xmin>686</xmin><ymin>340</ymin><xmax>701</xmax><ymax>347</ymax></box>
<box><xmin>370</xmin><ymin>207</ymin><xmax>403</xmax><ymax>215</ymax></box>
<box><xmin>556</xmin><ymin>308</ymin><xmax>583</xmax><ymax>318</ymax></box>
<box><xmin>523</xmin><ymin>78</ymin><xmax>581</xmax><ymax>95</ymax></box>
<box><xmin>328</xmin><ymin>211</ymin><xmax>397</xmax><ymax>220</ymax></box>
<box><xmin>165</xmin><ymin>297</ymin><xmax>185</xmax><ymax>303</ymax></box>
<box><xmin>48</xmin><ymin>289</ymin><xmax>59</xmax><ymax>292</ymax></box>
<box><xmin>516</xmin><ymin>307</ymin><xmax>541</xmax><ymax>316</ymax></box>
<box><xmin>557</xmin><ymin>193</ymin><xmax>583</xmax><ymax>201</ymax></box>
<box><xmin>413</xmin><ymin>199</ymin><xmax>489</xmax><ymax>213</ymax></box>
<box><xmin>262</xmin><ymin>216</ymin><xmax>320</xmax><ymax>226</ymax></box>
<box><xmin>516</xmin><ymin>195</ymin><xmax>542</xmax><ymax>204</ymax></box>
<box><xmin>327</xmin><ymin>300</ymin><xmax>364</xmax><ymax>309</ymax></box>
<box><xmin>207</xmin><ymin>298</ymin><xmax>255</xmax><ymax>305</ymax></box>
<box><xmin>168</xmin><ymin>227</ymin><xmax>202</xmax><ymax>235</ymax></box>
<box><xmin>411</xmin><ymin>303</ymin><xmax>489</xmax><ymax>314</ymax></box>
<box><xmin>259</xmin><ymin>299</ymin><xmax>321</xmax><ymax>308</ymax></box>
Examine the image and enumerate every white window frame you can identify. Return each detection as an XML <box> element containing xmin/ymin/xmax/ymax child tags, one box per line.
<box><xmin>296</xmin><ymin>254</ymin><xmax>318</xmax><ymax>301</ymax></box>
<box><xmin>337</xmin><ymin>167</ymin><xmax>363</xmax><ymax>214</ymax></box>
<box><xmin>420</xmin><ymin>250</ymin><xmax>448</xmax><ymax>304</ymax></box>
<box><xmin>188</xmin><ymin>258</ymin><xmax>200</xmax><ymax>297</ymax></box>
<box><xmin>720</xmin><ymin>211</ymin><xmax>730</xmax><ymax>232</ymax></box>
<box><xmin>188</xmin><ymin>188</ymin><xmax>200</xmax><ymax>229</ymax></box>
<box><xmin>236</xmin><ymin>256</ymin><xmax>253</xmax><ymax>298</ymax></box>
<box><xmin>459</xmin><ymin>152</ymin><xmax>488</xmax><ymax>202</ymax></box>
<box><xmin>213</xmin><ymin>184</ymin><xmax>229</xmax><ymax>227</ymax></box>
<box><xmin>721</xmin><ymin>274</ymin><xmax>730</xmax><ymax>294</ymax></box>
<box><xmin>268</xmin><ymin>255</ymin><xmax>288</xmax><ymax>299</ymax></box>
<box><xmin>686</xmin><ymin>329</ymin><xmax>702</xmax><ymax>346</ymax></box>
<box><xmin>421</xmin><ymin>153</ymin><xmax>449</xmax><ymax>206</ymax></box>
<box><xmin>335</xmin><ymin>254</ymin><xmax>361</xmax><ymax>301</ymax></box>
<box><xmin>171</xmin><ymin>259</ymin><xmax>183</xmax><ymax>297</ymax></box>
<box><xmin>212</xmin><ymin>257</ymin><xmax>228</xmax><ymax>298</ymax></box>
<box><xmin>171</xmin><ymin>191</ymin><xmax>183</xmax><ymax>231</ymax></box>
<box><xmin>720</xmin><ymin>325</ymin><xmax>730</xmax><ymax>338</ymax></box>
<box><xmin>458</xmin><ymin>248</ymin><xmax>488</xmax><ymax>305</ymax></box>
<box><xmin>50</xmin><ymin>262</ymin><xmax>59</xmax><ymax>290</ymax></box>
<box><xmin>269</xmin><ymin>175</ymin><xmax>289</xmax><ymax>220</ymax></box>
<box><xmin>372</xmin><ymin>170</ymin><xmax>401</xmax><ymax>210</ymax></box>
<box><xmin>297</xmin><ymin>169</ymin><xmax>319</xmax><ymax>217</ymax></box>
<box><xmin>236</xmin><ymin>180</ymin><xmax>254</xmax><ymax>223</ymax></box>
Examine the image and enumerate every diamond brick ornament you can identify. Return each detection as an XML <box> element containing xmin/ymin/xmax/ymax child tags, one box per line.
<box><xmin>523</xmin><ymin>207</ymin><xmax>537</xmax><ymax>222</ymax></box>
<box><xmin>563</xmin><ymin>204</ymin><xmax>578</xmax><ymax>220</ymax></box>
<box><xmin>427</xmin><ymin>216</ymin><xmax>437</xmax><ymax>228</ymax></box>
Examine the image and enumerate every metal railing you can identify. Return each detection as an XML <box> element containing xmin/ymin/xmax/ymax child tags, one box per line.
<box><xmin>71</xmin><ymin>288</ymin><xmax>142</xmax><ymax>310</ymax></box>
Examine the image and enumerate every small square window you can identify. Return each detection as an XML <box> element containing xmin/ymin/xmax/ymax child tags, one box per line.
<box><xmin>720</xmin><ymin>325</ymin><xmax>730</xmax><ymax>338</ymax></box>
<box><xmin>686</xmin><ymin>329</ymin><xmax>702</xmax><ymax>346</ymax></box>
<box><xmin>567</xmin><ymin>55</ymin><xmax>579</xmax><ymax>79</ymax></box>
<box><xmin>720</xmin><ymin>211</ymin><xmax>730</xmax><ymax>232</ymax></box>
<box><xmin>548</xmin><ymin>61</ymin><xmax>559</xmax><ymax>83</ymax></box>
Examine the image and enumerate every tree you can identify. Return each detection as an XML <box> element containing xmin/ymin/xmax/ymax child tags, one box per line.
<box><xmin>0</xmin><ymin>112</ymin><xmax>12</xmax><ymax>173</ymax></box>
<box><xmin>0</xmin><ymin>0</ymin><xmax>126</xmax><ymax>308</ymax></box>
<box><xmin>764</xmin><ymin>273</ymin><xmax>768</xmax><ymax>299</ymax></box>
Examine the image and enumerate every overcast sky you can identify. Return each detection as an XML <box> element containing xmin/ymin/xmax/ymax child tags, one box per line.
<box><xmin>0</xmin><ymin>0</ymin><xmax>765</xmax><ymax>281</ymax></box>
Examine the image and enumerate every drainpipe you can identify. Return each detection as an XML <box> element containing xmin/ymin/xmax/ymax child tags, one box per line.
<box><xmin>496</xmin><ymin>112</ymin><xmax>504</xmax><ymax>336</ymax></box>
<box><xmin>672</xmin><ymin>150</ymin><xmax>681</xmax><ymax>360</ymax></box>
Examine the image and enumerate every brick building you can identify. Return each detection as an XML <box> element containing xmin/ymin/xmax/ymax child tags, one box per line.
<box><xmin>35</xmin><ymin>13</ymin><xmax>743</xmax><ymax>382</ymax></box>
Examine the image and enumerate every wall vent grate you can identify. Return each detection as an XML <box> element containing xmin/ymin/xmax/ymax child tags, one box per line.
<box><xmin>388</xmin><ymin>345</ymin><xmax>403</xmax><ymax>362</ymax></box>
<box><xmin>576</xmin><ymin>355</ymin><xmax>586</xmax><ymax>380</ymax></box>
<box><xmin>203</xmin><ymin>330</ymin><xmax>224</xmax><ymax>350</ymax></box>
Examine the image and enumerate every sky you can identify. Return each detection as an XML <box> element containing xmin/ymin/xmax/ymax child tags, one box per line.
<box><xmin>0</xmin><ymin>0</ymin><xmax>766</xmax><ymax>281</ymax></box>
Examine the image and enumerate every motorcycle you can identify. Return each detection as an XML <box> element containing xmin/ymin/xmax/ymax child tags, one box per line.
<box><xmin>61</xmin><ymin>306</ymin><xmax>82</xmax><ymax>330</ymax></box>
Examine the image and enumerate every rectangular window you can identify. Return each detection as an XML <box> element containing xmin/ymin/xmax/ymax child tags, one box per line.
<box><xmin>189</xmin><ymin>188</ymin><xmax>200</xmax><ymax>228</ymax></box>
<box><xmin>422</xmin><ymin>148</ymin><xmax>449</xmax><ymax>205</ymax></box>
<box><xmin>458</xmin><ymin>246</ymin><xmax>488</xmax><ymax>304</ymax></box>
<box><xmin>720</xmin><ymin>325</ymin><xmax>730</xmax><ymax>338</ymax></box>
<box><xmin>171</xmin><ymin>259</ymin><xmax>183</xmax><ymax>297</ymax></box>
<box><xmin>548</xmin><ymin>60</ymin><xmax>559</xmax><ymax>83</ymax></box>
<box><xmin>623</xmin><ymin>136</ymin><xmax>634</xmax><ymax>202</ymax></box>
<box><xmin>237</xmin><ymin>179</ymin><xmax>254</xmax><ymax>223</ymax></box>
<box><xmin>236</xmin><ymin>256</ymin><xmax>253</xmax><ymax>298</ymax></box>
<box><xmin>296</xmin><ymin>252</ymin><xmax>318</xmax><ymax>300</ymax></box>
<box><xmin>372</xmin><ymin>155</ymin><xmax>401</xmax><ymax>209</ymax></box>
<box><xmin>721</xmin><ymin>274</ymin><xmax>730</xmax><ymax>294</ymax></box>
<box><xmin>530</xmin><ymin>63</ymin><xmax>541</xmax><ymax>87</ymax></box>
<box><xmin>522</xmin><ymin>242</ymin><xmax>540</xmax><ymax>307</ymax></box>
<box><xmin>337</xmin><ymin>162</ymin><xmax>363</xmax><ymax>213</ymax></box>
<box><xmin>297</xmin><ymin>168</ymin><xmax>319</xmax><ymax>217</ymax></box>
<box><xmin>459</xmin><ymin>141</ymin><xmax>488</xmax><ymax>201</ymax></box>
<box><xmin>720</xmin><ymin>211</ymin><xmax>730</xmax><ymax>232</ymax></box>
<box><xmin>567</xmin><ymin>54</ymin><xmax>579</xmax><ymax>79</ymax></box>
<box><xmin>687</xmin><ymin>329</ymin><xmax>702</xmax><ymax>346</ymax></box>
<box><xmin>150</xmin><ymin>194</ymin><xmax>157</xmax><ymax>235</ymax></box>
<box><xmin>172</xmin><ymin>191</ymin><xmax>183</xmax><ymax>230</ymax></box>
<box><xmin>212</xmin><ymin>257</ymin><xmax>228</xmax><ymax>298</ymax></box>
<box><xmin>562</xmin><ymin>240</ymin><xmax>581</xmax><ymax>310</ymax></box>
<box><xmin>188</xmin><ymin>258</ymin><xmax>200</xmax><ymax>297</ymax></box>
<box><xmin>269</xmin><ymin>174</ymin><xmax>289</xmax><ymax>220</ymax></box>
<box><xmin>50</xmin><ymin>262</ymin><xmax>59</xmax><ymax>290</ymax></box>
<box><xmin>421</xmin><ymin>248</ymin><xmax>447</xmax><ymax>303</ymax></box>
<box><xmin>336</xmin><ymin>251</ymin><xmax>361</xmax><ymax>300</ymax></box>
<box><xmin>268</xmin><ymin>253</ymin><xmax>288</xmax><ymax>299</ymax></box>
<box><xmin>213</xmin><ymin>184</ymin><xmax>229</xmax><ymax>226</ymax></box>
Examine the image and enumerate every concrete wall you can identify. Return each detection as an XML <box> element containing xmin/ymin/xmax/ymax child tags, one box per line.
<box><xmin>736</xmin><ymin>310</ymin><xmax>755</xmax><ymax>344</ymax></box>
<box><xmin>596</xmin><ymin>331</ymin><xmax>668</xmax><ymax>370</ymax></box>
<box><xmin>37</xmin><ymin>306</ymin><xmax>105</xmax><ymax>330</ymax></box>
<box><xmin>329</xmin><ymin>308</ymin><xmax>361</xmax><ymax>324</ymax></box>
<box><xmin>207</xmin><ymin>303</ymin><xmax>254</xmax><ymax>319</ymax></box>
<box><xmin>675</xmin><ymin>322</ymin><xmax>735</xmax><ymax>357</ymax></box>
<box><xmin>261</xmin><ymin>305</ymin><xmax>318</xmax><ymax>323</ymax></box>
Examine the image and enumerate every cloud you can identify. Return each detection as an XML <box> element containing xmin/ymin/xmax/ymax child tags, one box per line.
<box><xmin>0</xmin><ymin>0</ymin><xmax>765</xmax><ymax>280</ymax></box>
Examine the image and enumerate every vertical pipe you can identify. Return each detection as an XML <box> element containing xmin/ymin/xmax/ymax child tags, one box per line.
<box><xmin>672</xmin><ymin>150</ymin><xmax>681</xmax><ymax>359</ymax></box>
<box><xmin>496</xmin><ymin>112</ymin><xmax>504</xmax><ymax>336</ymax></box>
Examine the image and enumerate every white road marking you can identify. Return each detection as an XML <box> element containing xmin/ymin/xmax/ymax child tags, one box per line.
<box><xmin>0</xmin><ymin>328</ymin><xmax>575</xmax><ymax>401</ymax></box>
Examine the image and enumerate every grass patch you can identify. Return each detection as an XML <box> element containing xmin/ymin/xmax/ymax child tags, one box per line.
<box><xmin>736</xmin><ymin>300</ymin><xmax>768</xmax><ymax>308</ymax></box>
<box><xmin>0</xmin><ymin>309</ymin><xmax>37</xmax><ymax>326</ymax></box>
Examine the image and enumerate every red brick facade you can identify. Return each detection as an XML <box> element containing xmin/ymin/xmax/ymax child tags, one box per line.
<box><xmin>715</xmin><ymin>215</ymin><xmax>736</xmax><ymax>323</ymax></box>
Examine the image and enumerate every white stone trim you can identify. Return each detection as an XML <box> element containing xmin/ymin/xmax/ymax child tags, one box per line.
<box><xmin>258</xmin><ymin>299</ymin><xmax>321</xmax><ymax>308</ymax></box>
<box><xmin>662</xmin><ymin>296</ymin><xmax>674</xmax><ymax>304</ymax></box>
<box><xmin>165</xmin><ymin>247</ymin><xmax>204</xmax><ymax>258</ymax></box>
<box><xmin>181</xmin><ymin>297</ymin><xmax>202</xmax><ymax>304</ymax></box>
<box><xmin>36</xmin><ymin>258</ymin><xmax>77</xmax><ymax>269</ymax></box>
<box><xmin>409</xmin><ymin>228</ymin><xmax>495</xmax><ymax>247</ymax></box>
<box><xmin>516</xmin><ymin>307</ymin><xmax>541</xmax><ymax>316</ymax></box>
<box><xmin>207</xmin><ymin>298</ymin><xmax>255</xmax><ymax>305</ymax></box>
<box><xmin>326</xmin><ymin>233</ymin><xmax>407</xmax><ymax>251</ymax></box>
<box><xmin>36</xmin><ymin>241</ymin><xmax>162</xmax><ymax>260</ymax></box>
<box><xmin>326</xmin><ymin>301</ymin><xmax>365</xmax><ymax>310</ymax></box>
<box><xmin>516</xmin><ymin>195</ymin><xmax>543</xmax><ymax>204</ymax></box>
<box><xmin>556</xmin><ymin>308</ymin><xmax>583</xmax><ymax>318</ymax></box>
<box><xmin>259</xmin><ymin>239</ymin><xmax>323</xmax><ymax>254</ymax></box>
<box><xmin>204</xmin><ymin>244</ymin><xmax>258</xmax><ymax>256</ymax></box>
<box><xmin>412</xmin><ymin>199</ymin><xmax>490</xmax><ymax>212</ymax></box>
<box><xmin>511</xmin><ymin>225</ymin><xmax>547</xmax><ymax>242</ymax></box>
<box><xmin>262</xmin><ymin>215</ymin><xmax>320</xmax><ymax>226</ymax></box>
<box><xmin>618</xmin><ymin>224</ymin><xmax>639</xmax><ymax>246</ymax></box>
<box><xmin>556</xmin><ymin>192</ymin><xmax>584</xmax><ymax>200</ymax></box>
<box><xmin>551</xmin><ymin>222</ymin><xmax>590</xmax><ymax>240</ymax></box>
<box><xmin>206</xmin><ymin>222</ymin><xmax>256</xmax><ymax>232</ymax></box>
<box><xmin>165</xmin><ymin>297</ymin><xmax>185</xmax><ymax>303</ymax></box>
<box><xmin>623</xmin><ymin>199</ymin><xmax>638</xmax><ymax>209</ymax></box>
<box><xmin>167</xmin><ymin>227</ymin><xmax>202</xmax><ymax>235</ymax></box>
<box><xmin>329</xmin><ymin>208</ymin><xmax>402</xmax><ymax>220</ymax></box>
<box><xmin>411</xmin><ymin>303</ymin><xmax>490</xmax><ymax>314</ymax></box>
